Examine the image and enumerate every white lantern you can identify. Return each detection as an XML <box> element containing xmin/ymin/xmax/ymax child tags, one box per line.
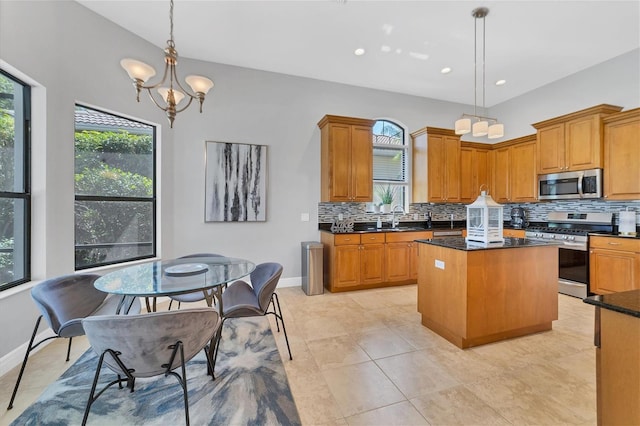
<box><xmin>466</xmin><ymin>190</ymin><xmax>504</xmax><ymax>244</ymax></box>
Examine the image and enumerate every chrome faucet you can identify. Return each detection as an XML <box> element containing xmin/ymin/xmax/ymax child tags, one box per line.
<box><xmin>391</xmin><ymin>205</ymin><xmax>405</xmax><ymax>228</ymax></box>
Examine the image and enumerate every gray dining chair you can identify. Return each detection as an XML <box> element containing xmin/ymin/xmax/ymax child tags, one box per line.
<box><xmin>213</xmin><ymin>262</ymin><xmax>291</xmax><ymax>372</ymax></box>
<box><xmin>168</xmin><ymin>253</ymin><xmax>224</xmax><ymax>310</ymax></box>
<box><xmin>81</xmin><ymin>307</ymin><xmax>220</xmax><ymax>426</ymax></box>
<box><xmin>7</xmin><ymin>273</ymin><xmax>141</xmax><ymax>410</ymax></box>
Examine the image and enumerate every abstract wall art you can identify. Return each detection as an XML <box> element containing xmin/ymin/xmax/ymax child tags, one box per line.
<box><xmin>205</xmin><ymin>141</ymin><xmax>267</xmax><ymax>222</ymax></box>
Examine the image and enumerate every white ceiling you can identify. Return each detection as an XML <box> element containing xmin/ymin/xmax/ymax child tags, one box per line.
<box><xmin>77</xmin><ymin>0</ymin><xmax>640</xmax><ymax>107</ymax></box>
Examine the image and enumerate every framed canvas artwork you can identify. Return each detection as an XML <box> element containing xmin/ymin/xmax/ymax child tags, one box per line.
<box><xmin>205</xmin><ymin>141</ymin><xmax>267</xmax><ymax>222</ymax></box>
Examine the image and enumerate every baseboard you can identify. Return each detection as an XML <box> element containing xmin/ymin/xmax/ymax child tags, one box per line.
<box><xmin>277</xmin><ymin>276</ymin><xmax>301</xmax><ymax>288</ymax></box>
<box><xmin>0</xmin><ymin>328</ymin><xmax>56</xmax><ymax>377</ymax></box>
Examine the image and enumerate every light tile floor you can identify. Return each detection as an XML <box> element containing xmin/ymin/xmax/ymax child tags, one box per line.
<box><xmin>0</xmin><ymin>285</ymin><xmax>597</xmax><ymax>425</ymax></box>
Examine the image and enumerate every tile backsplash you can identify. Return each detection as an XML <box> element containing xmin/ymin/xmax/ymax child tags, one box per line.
<box><xmin>318</xmin><ymin>199</ymin><xmax>640</xmax><ymax>225</ymax></box>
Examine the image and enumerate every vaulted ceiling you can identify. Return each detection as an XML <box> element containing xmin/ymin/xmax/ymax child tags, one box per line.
<box><xmin>78</xmin><ymin>0</ymin><xmax>640</xmax><ymax>107</ymax></box>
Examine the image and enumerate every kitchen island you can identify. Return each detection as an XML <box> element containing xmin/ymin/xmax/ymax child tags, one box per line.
<box><xmin>584</xmin><ymin>290</ymin><xmax>640</xmax><ymax>426</ymax></box>
<box><xmin>416</xmin><ymin>237</ymin><xmax>559</xmax><ymax>349</ymax></box>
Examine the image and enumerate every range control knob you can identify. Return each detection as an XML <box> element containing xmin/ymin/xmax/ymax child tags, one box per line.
<box><xmin>561</xmin><ymin>235</ymin><xmax>568</xmax><ymax>240</ymax></box>
<box><xmin>568</xmin><ymin>236</ymin><xmax>576</xmax><ymax>241</ymax></box>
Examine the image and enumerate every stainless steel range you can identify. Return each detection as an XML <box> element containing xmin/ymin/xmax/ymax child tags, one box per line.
<box><xmin>525</xmin><ymin>211</ymin><xmax>613</xmax><ymax>298</ymax></box>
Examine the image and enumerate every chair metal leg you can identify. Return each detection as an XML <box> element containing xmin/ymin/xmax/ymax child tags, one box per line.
<box><xmin>271</xmin><ymin>293</ymin><xmax>292</xmax><ymax>361</ymax></box>
<box><xmin>211</xmin><ymin>317</ymin><xmax>227</xmax><ymax>375</ymax></box>
<box><xmin>66</xmin><ymin>337</ymin><xmax>73</xmax><ymax>361</ymax></box>
<box><xmin>8</xmin><ymin>316</ymin><xmax>42</xmax><ymax>409</ymax></box>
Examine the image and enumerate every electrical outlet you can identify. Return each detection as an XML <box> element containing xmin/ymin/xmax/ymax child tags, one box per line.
<box><xmin>338</xmin><ymin>213</ymin><xmax>344</xmax><ymax>221</ymax></box>
<box><xmin>301</xmin><ymin>213</ymin><xmax>309</xmax><ymax>222</ymax></box>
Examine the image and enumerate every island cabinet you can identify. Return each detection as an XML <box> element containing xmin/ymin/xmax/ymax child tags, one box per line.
<box><xmin>532</xmin><ymin>104</ymin><xmax>623</xmax><ymax>174</ymax></box>
<box><xmin>602</xmin><ymin>108</ymin><xmax>640</xmax><ymax>200</ymax></box>
<box><xmin>490</xmin><ymin>135</ymin><xmax>538</xmax><ymax>203</ymax></box>
<box><xmin>412</xmin><ymin>127</ymin><xmax>461</xmax><ymax>203</ymax></box>
<box><xmin>417</xmin><ymin>238</ymin><xmax>558</xmax><ymax>348</ymax></box>
<box><xmin>583</xmin><ymin>291</ymin><xmax>640</xmax><ymax>426</ymax></box>
<box><xmin>318</xmin><ymin>115</ymin><xmax>376</xmax><ymax>202</ymax></box>
<box><xmin>590</xmin><ymin>236</ymin><xmax>640</xmax><ymax>294</ymax></box>
<box><xmin>460</xmin><ymin>143</ymin><xmax>491</xmax><ymax>203</ymax></box>
<box><xmin>384</xmin><ymin>231</ymin><xmax>433</xmax><ymax>282</ymax></box>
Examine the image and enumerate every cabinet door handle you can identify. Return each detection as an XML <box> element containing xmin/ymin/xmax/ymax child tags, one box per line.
<box><xmin>608</xmin><ymin>242</ymin><xmax>622</xmax><ymax>246</ymax></box>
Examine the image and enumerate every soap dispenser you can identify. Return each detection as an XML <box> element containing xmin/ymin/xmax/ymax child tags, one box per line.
<box><xmin>376</xmin><ymin>216</ymin><xmax>382</xmax><ymax>229</ymax></box>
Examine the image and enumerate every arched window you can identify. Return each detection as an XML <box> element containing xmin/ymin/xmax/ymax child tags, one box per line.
<box><xmin>372</xmin><ymin>119</ymin><xmax>408</xmax><ymax>209</ymax></box>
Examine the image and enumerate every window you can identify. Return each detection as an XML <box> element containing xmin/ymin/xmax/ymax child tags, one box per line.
<box><xmin>372</xmin><ymin>119</ymin><xmax>408</xmax><ymax>209</ymax></box>
<box><xmin>0</xmin><ymin>70</ymin><xmax>30</xmax><ymax>290</ymax></box>
<box><xmin>74</xmin><ymin>105</ymin><xmax>156</xmax><ymax>269</ymax></box>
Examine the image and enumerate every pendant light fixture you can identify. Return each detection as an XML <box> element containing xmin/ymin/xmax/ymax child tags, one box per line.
<box><xmin>454</xmin><ymin>7</ymin><xmax>504</xmax><ymax>139</ymax></box>
<box><xmin>120</xmin><ymin>0</ymin><xmax>214</xmax><ymax>128</ymax></box>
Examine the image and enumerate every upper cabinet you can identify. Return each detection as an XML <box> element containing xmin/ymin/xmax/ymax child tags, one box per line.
<box><xmin>491</xmin><ymin>135</ymin><xmax>538</xmax><ymax>203</ymax></box>
<box><xmin>602</xmin><ymin>108</ymin><xmax>640</xmax><ymax>200</ymax></box>
<box><xmin>532</xmin><ymin>104</ymin><xmax>623</xmax><ymax>174</ymax></box>
<box><xmin>460</xmin><ymin>143</ymin><xmax>491</xmax><ymax>203</ymax></box>
<box><xmin>412</xmin><ymin>127</ymin><xmax>461</xmax><ymax>203</ymax></box>
<box><xmin>318</xmin><ymin>115</ymin><xmax>376</xmax><ymax>202</ymax></box>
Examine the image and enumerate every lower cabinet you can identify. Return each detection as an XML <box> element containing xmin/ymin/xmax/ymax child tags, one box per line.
<box><xmin>385</xmin><ymin>232</ymin><xmax>433</xmax><ymax>283</ymax></box>
<box><xmin>590</xmin><ymin>236</ymin><xmax>640</xmax><ymax>294</ymax></box>
<box><xmin>321</xmin><ymin>231</ymin><xmax>432</xmax><ymax>292</ymax></box>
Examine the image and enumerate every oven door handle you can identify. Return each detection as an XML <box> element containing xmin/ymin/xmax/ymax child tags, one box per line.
<box><xmin>562</xmin><ymin>241</ymin><xmax>587</xmax><ymax>251</ymax></box>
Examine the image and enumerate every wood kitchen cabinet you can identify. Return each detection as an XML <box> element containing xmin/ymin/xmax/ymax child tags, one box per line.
<box><xmin>602</xmin><ymin>108</ymin><xmax>640</xmax><ymax>200</ymax></box>
<box><xmin>460</xmin><ymin>144</ymin><xmax>491</xmax><ymax>203</ymax></box>
<box><xmin>321</xmin><ymin>230</ymin><xmax>432</xmax><ymax>292</ymax></box>
<box><xmin>533</xmin><ymin>104</ymin><xmax>623</xmax><ymax>174</ymax></box>
<box><xmin>385</xmin><ymin>231</ymin><xmax>432</xmax><ymax>283</ymax></box>
<box><xmin>590</xmin><ymin>236</ymin><xmax>640</xmax><ymax>294</ymax></box>
<box><xmin>503</xmin><ymin>229</ymin><xmax>526</xmax><ymax>238</ymax></box>
<box><xmin>321</xmin><ymin>232</ymin><xmax>385</xmax><ymax>292</ymax></box>
<box><xmin>412</xmin><ymin>127</ymin><xmax>461</xmax><ymax>203</ymax></box>
<box><xmin>490</xmin><ymin>135</ymin><xmax>538</xmax><ymax>203</ymax></box>
<box><xmin>318</xmin><ymin>115</ymin><xmax>376</xmax><ymax>202</ymax></box>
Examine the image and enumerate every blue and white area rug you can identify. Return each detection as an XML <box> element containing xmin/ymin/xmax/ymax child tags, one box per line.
<box><xmin>12</xmin><ymin>317</ymin><xmax>300</xmax><ymax>425</ymax></box>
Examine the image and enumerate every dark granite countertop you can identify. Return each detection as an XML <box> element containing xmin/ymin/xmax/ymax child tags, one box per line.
<box><xmin>415</xmin><ymin>236</ymin><xmax>559</xmax><ymax>251</ymax></box>
<box><xmin>319</xmin><ymin>220</ymin><xmax>528</xmax><ymax>234</ymax></box>
<box><xmin>589</xmin><ymin>232</ymin><xmax>640</xmax><ymax>240</ymax></box>
<box><xmin>584</xmin><ymin>290</ymin><xmax>640</xmax><ymax>318</ymax></box>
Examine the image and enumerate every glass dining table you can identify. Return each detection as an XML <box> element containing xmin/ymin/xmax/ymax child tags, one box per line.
<box><xmin>94</xmin><ymin>256</ymin><xmax>255</xmax><ymax>314</ymax></box>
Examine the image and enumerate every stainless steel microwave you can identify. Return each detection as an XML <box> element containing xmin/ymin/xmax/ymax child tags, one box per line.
<box><xmin>538</xmin><ymin>169</ymin><xmax>603</xmax><ymax>200</ymax></box>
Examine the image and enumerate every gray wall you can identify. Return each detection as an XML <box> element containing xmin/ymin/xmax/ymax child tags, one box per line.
<box><xmin>0</xmin><ymin>0</ymin><xmax>638</xmax><ymax>363</ymax></box>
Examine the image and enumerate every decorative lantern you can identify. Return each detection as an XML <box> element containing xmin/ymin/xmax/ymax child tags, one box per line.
<box><xmin>466</xmin><ymin>190</ymin><xmax>504</xmax><ymax>244</ymax></box>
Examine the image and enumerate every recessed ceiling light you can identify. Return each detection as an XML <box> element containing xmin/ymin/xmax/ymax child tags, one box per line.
<box><xmin>380</xmin><ymin>45</ymin><xmax>391</xmax><ymax>53</ymax></box>
<box><xmin>495</xmin><ymin>79</ymin><xmax>506</xmax><ymax>86</ymax></box>
<box><xmin>395</xmin><ymin>48</ymin><xmax>402</xmax><ymax>54</ymax></box>
<box><xmin>354</xmin><ymin>48</ymin><xmax>365</xmax><ymax>56</ymax></box>
<box><xmin>441</xmin><ymin>67</ymin><xmax>452</xmax><ymax>74</ymax></box>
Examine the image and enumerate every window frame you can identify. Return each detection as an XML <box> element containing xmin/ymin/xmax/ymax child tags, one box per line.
<box><xmin>74</xmin><ymin>104</ymin><xmax>157</xmax><ymax>270</ymax></box>
<box><xmin>0</xmin><ymin>68</ymin><xmax>31</xmax><ymax>291</ymax></box>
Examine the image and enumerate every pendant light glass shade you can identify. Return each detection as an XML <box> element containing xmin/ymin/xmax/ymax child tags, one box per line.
<box><xmin>488</xmin><ymin>123</ymin><xmax>504</xmax><ymax>139</ymax></box>
<box><xmin>120</xmin><ymin>59</ymin><xmax>156</xmax><ymax>82</ymax></box>
<box><xmin>455</xmin><ymin>118</ymin><xmax>471</xmax><ymax>135</ymax></box>
<box><xmin>472</xmin><ymin>120</ymin><xmax>489</xmax><ymax>137</ymax></box>
<box><xmin>158</xmin><ymin>87</ymin><xmax>185</xmax><ymax>105</ymax></box>
<box><xmin>185</xmin><ymin>75</ymin><xmax>214</xmax><ymax>94</ymax></box>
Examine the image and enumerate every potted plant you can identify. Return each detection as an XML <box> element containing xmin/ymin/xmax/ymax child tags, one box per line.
<box><xmin>377</xmin><ymin>185</ymin><xmax>396</xmax><ymax>213</ymax></box>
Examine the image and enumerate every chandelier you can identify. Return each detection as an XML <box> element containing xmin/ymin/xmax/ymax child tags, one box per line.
<box><xmin>454</xmin><ymin>7</ymin><xmax>504</xmax><ymax>139</ymax></box>
<box><xmin>120</xmin><ymin>0</ymin><xmax>214</xmax><ymax>128</ymax></box>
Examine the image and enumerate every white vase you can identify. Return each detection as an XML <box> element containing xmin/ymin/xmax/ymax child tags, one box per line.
<box><xmin>381</xmin><ymin>204</ymin><xmax>392</xmax><ymax>213</ymax></box>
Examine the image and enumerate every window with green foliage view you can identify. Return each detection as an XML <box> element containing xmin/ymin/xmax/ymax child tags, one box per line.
<box><xmin>74</xmin><ymin>105</ymin><xmax>156</xmax><ymax>269</ymax></box>
<box><xmin>0</xmin><ymin>70</ymin><xmax>30</xmax><ymax>290</ymax></box>
<box><xmin>372</xmin><ymin>120</ymin><xmax>408</xmax><ymax>209</ymax></box>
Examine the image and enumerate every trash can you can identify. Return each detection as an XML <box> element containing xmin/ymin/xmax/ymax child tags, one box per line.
<box><xmin>301</xmin><ymin>241</ymin><xmax>323</xmax><ymax>295</ymax></box>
